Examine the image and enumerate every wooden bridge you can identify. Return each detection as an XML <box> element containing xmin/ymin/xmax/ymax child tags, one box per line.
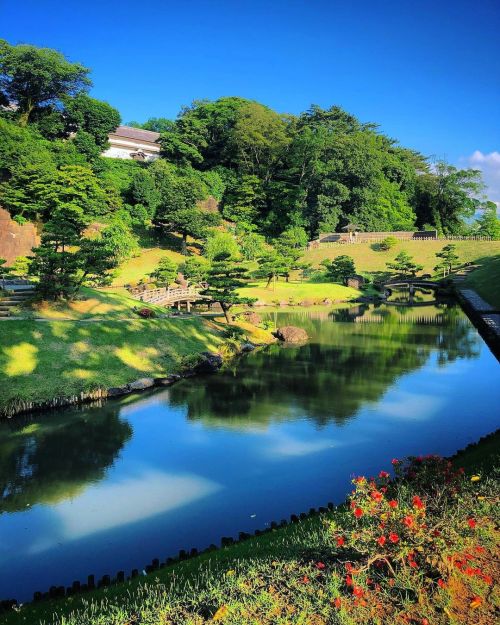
<box><xmin>382</xmin><ymin>280</ymin><xmax>440</xmax><ymax>289</ymax></box>
<box><xmin>130</xmin><ymin>286</ymin><xmax>206</xmax><ymax>311</ymax></box>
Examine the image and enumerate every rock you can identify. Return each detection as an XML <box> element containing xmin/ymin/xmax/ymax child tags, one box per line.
<box><xmin>273</xmin><ymin>326</ymin><xmax>308</xmax><ymax>343</ymax></box>
<box><xmin>154</xmin><ymin>374</ymin><xmax>181</xmax><ymax>386</ymax></box>
<box><xmin>107</xmin><ymin>386</ymin><xmax>131</xmax><ymax>397</ymax></box>
<box><xmin>252</xmin><ymin>300</ymin><xmax>267</xmax><ymax>307</ymax></box>
<box><xmin>300</xmin><ymin>299</ymin><xmax>314</xmax><ymax>307</ymax></box>
<box><xmin>242</xmin><ymin>311</ymin><xmax>260</xmax><ymax>325</ymax></box>
<box><xmin>129</xmin><ymin>377</ymin><xmax>155</xmax><ymax>391</ymax></box>
<box><xmin>193</xmin><ymin>352</ymin><xmax>223</xmax><ymax>374</ymax></box>
<box><xmin>241</xmin><ymin>342</ymin><xmax>255</xmax><ymax>352</ymax></box>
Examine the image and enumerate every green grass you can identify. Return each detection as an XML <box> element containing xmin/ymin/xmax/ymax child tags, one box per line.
<box><xmin>4</xmin><ymin>433</ymin><xmax>498</xmax><ymax>625</ymax></box>
<box><xmin>0</xmin><ymin>316</ymin><xmax>225</xmax><ymax>416</ymax></box>
<box><xmin>462</xmin><ymin>253</ymin><xmax>500</xmax><ymax>308</ymax></box>
<box><xmin>304</xmin><ymin>239</ymin><xmax>500</xmax><ymax>276</ymax></box>
<box><xmin>238</xmin><ymin>280</ymin><xmax>360</xmax><ymax>304</ymax></box>
<box><xmin>17</xmin><ymin>286</ymin><xmax>170</xmax><ymax>320</ymax></box>
<box><xmin>111</xmin><ymin>247</ymin><xmax>186</xmax><ymax>286</ymax></box>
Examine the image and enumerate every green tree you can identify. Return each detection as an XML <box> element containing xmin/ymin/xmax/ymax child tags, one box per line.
<box><xmin>9</xmin><ymin>256</ymin><xmax>32</xmax><ymax>277</ymax></box>
<box><xmin>323</xmin><ymin>255</ymin><xmax>356</xmax><ymax>285</ymax></box>
<box><xmin>203</xmin><ymin>231</ymin><xmax>240</xmax><ymax>260</ymax></box>
<box><xmin>64</xmin><ymin>93</ymin><xmax>120</xmax><ymax>148</ymax></box>
<box><xmin>201</xmin><ymin>252</ymin><xmax>254</xmax><ymax>323</ymax></box>
<box><xmin>254</xmin><ymin>251</ymin><xmax>291</xmax><ymax>288</ymax></box>
<box><xmin>386</xmin><ymin>251</ymin><xmax>423</xmax><ymax>278</ymax></box>
<box><xmin>475</xmin><ymin>202</ymin><xmax>500</xmax><ymax>239</ymax></box>
<box><xmin>149</xmin><ymin>257</ymin><xmax>178</xmax><ymax>286</ymax></box>
<box><xmin>0</xmin><ymin>39</ymin><xmax>90</xmax><ymax>125</ymax></box>
<box><xmin>414</xmin><ymin>162</ymin><xmax>484</xmax><ymax>234</ymax></box>
<box><xmin>435</xmin><ymin>244</ymin><xmax>460</xmax><ymax>277</ymax></box>
<box><xmin>238</xmin><ymin>232</ymin><xmax>267</xmax><ymax>260</ymax></box>
<box><xmin>178</xmin><ymin>256</ymin><xmax>211</xmax><ymax>285</ymax></box>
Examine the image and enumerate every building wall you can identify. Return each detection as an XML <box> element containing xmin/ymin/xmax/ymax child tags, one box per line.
<box><xmin>0</xmin><ymin>207</ymin><xmax>40</xmax><ymax>265</ymax></box>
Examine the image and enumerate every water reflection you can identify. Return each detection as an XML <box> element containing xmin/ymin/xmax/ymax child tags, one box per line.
<box><xmin>0</xmin><ymin>301</ymin><xmax>497</xmax><ymax>603</ymax></box>
<box><xmin>0</xmin><ymin>405</ymin><xmax>132</xmax><ymax>514</ymax></box>
<box><xmin>169</xmin><ymin>302</ymin><xmax>480</xmax><ymax>427</ymax></box>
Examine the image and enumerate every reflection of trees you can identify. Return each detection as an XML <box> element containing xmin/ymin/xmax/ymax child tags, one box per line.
<box><xmin>169</xmin><ymin>304</ymin><xmax>480</xmax><ymax>429</ymax></box>
<box><xmin>0</xmin><ymin>405</ymin><xmax>132</xmax><ymax>513</ymax></box>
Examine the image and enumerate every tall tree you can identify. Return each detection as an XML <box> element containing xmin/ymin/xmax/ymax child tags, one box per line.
<box><xmin>475</xmin><ymin>202</ymin><xmax>500</xmax><ymax>239</ymax></box>
<box><xmin>0</xmin><ymin>39</ymin><xmax>90</xmax><ymax>125</ymax></box>
<box><xmin>322</xmin><ymin>255</ymin><xmax>356</xmax><ymax>285</ymax></box>
<box><xmin>435</xmin><ymin>244</ymin><xmax>460</xmax><ymax>276</ymax></box>
<box><xmin>149</xmin><ymin>257</ymin><xmax>178</xmax><ymax>286</ymax></box>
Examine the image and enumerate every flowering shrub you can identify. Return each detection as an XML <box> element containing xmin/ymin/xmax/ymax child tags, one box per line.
<box><xmin>137</xmin><ymin>307</ymin><xmax>156</xmax><ymax>318</ymax></box>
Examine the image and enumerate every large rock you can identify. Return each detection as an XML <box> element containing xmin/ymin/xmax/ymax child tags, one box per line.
<box><xmin>241</xmin><ymin>342</ymin><xmax>256</xmax><ymax>352</ymax></box>
<box><xmin>129</xmin><ymin>377</ymin><xmax>155</xmax><ymax>391</ymax></box>
<box><xmin>154</xmin><ymin>374</ymin><xmax>182</xmax><ymax>386</ymax></box>
<box><xmin>273</xmin><ymin>326</ymin><xmax>308</xmax><ymax>343</ymax></box>
<box><xmin>242</xmin><ymin>311</ymin><xmax>260</xmax><ymax>325</ymax></box>
<box><xmin>107</xmin><ymin>385</ymin><xmax>131</xmax><ymax>397</ymax></box>
<box><xmin>193</xmin><ymin>352</ymin><xmax>223</xmax><ymax>374</ymax></box>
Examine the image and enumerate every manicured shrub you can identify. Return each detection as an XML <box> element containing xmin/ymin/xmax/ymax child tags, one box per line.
<box><xmin>137</xmin><ymin>307</ymin><xmax>156</xmax><ymax>318</ymax></box>
<box><xmin>378</xmin><ymin>236</ymin><xmax>398</xmax><ymax>251</ymax></box>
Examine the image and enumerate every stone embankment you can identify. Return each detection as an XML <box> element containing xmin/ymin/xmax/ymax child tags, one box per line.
<box><xmin>456</xmin><ymin>287</ymin><xmax>500</xmax><ymax>360</ymax></box>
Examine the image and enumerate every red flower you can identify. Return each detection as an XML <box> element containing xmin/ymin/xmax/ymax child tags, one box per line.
<box><xmin>388</xmin><ymin>499</ymin><xmax>398</xmax><ymax>508</ymax></box>
<box><xmin>345</xmin><ymin>562</ymin><xmax>353</xmax><ymax>573</ymax></box>
<box><xmin>379</xmin><ymin>470</ymin><xmax>390</xmax><ymax>478</ymax></box>
<box><xmin>302</xmin><ymin>575</ymin><xmax>310</xmax><ymax>584</ymax></box>
<box><xmin>380</xmin><ymin>486</ymin><xmax>388</xmax><ymax>493</ymax></box>
<box><xmin>377</xmin><ymin>536</ymin><xmax>386</xmax><ymax>547</ymax></box>
<box><xmin>403</xmin><ymin>515</ymin><xmax>414</xmax><ymax>528</ymax></box>
<box><xmin>353</xmin><ymin>507</ymin><xmax>363</xmax><ymax>518</ymax></box>
<box><xmin>333</xmin><ymin>597</ymin><xmax>341</xmax><ymax>609</ymax></box>
<box><xmin>475</xmin><ymin>545</ymin><xmax>485</xmax><ymax>554</ymax></box>
<box><xmin>482</xmin><ymin>574</ymin><xmax>493</xmax><ymax>584</ymax></box>
<box><xmin>389</xmin><ymin>532</ymin><xmax>399</xmax><ymax>543</ymax></box>
<box><xmin>422</xmin><ymin>619</ymin><xmax>430</xmax><ymax>625</ymax></box>
<box><xmin>316</xmin><ymin>561</ymin><xmax>326</xmax><ymax>570</ymax></box>
<box><xmin>371</xmin><ymin>490</ymin><xmax>383</xmax><ymax>502</ymax></box>
<box><xmin>438</xmin><ymin>579</ymin><xmax>446</xmax><ymax>588</ymax></box>
<box><xmin>409</xmin><ymin>559</ymin><xmax>418</xmax><ymax>568</ymax></box>
<box><xmin>412</xmin><ymin>495</ymin><xmax>424</xmax><ymax>509</ymax></box>
<box><xmin>336</xmin><ymin>536</ymin><xmax>345</xmax><ymax>547</ymax></box>
<box><xmin>468</xmin><ymin>518</ymin><xmax>476</xmax><ymax>529</ymax></box>
<box><xmin>391</xmin><ymin>458</ymin><xmax>399</xmax><ymax>465</ymax></box>
<box><xmin>346</xmin><ymin>575</ymin><xmax>353</xmax><ymax>587</ymax></box>
<box><xmin>352</xmin><ymin>586</ymin><xmax>364</xmax><ymax>598</ymax></box>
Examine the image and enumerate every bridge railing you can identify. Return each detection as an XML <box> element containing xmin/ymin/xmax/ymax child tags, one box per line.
<box><xmin>131</xmin><ymin>286</ymin><xmax>200</xmax><ymax>304</ymax></box>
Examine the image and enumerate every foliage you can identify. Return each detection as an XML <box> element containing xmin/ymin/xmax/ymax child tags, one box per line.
<box><xmin>238</xmin><ymin>231</ymin><xmax>267</xmax><ymax>260</ymax></box>
<box><xmin>475</xmin><ymin>202</ymin><xmax>500</xmax><ymax>239</ymax></box>
<box><xmin>64</xmin><ymin>93</ymin><xmax>120</xmax><ymax>148</ymax></box>
<box><xmin>149</xmin><ymin>256</ymin><xmax>178</xmax><ymax>286</ymax></box>
<box><xmin>203</xmin><ymin>230</ymin><xmax>240</xmax><ymax>260</ymax></box>
<box><xmin>253</xmin><ymin>251</ymin><xmax>292</xmax><ymax>287</ymax></box>
<box><xmin>9</xmin><ymin>256</ymin><xmax>32</xmax><ymax>277</ymax></box>
<box><xmin>386</xmin><ymin>251</ymin><xmax>423</xmax><ymax>278</ymax></box>
<box><xmin>201</xmin><ymin>252</ymin><xmax>255</xmax><ymax>322</ymax></box>
<box><xmin>0</xmin><ymin>39</ymin><xmax>91</xmax><ymax>126</ymax></box>
<box><xmin>323</xmin><ymin>255</ymin><xmax>356</xmax><ymax>285</ymax></box>
<box><xmin>178</xmin><ymin>256</ymin><xmax>211</xmax><ymax>285</ymax></box>
<box><xmin>435</xmin><ymin>244</ymin><xmax>460</xmax><ymax>277</ymax></box>
<box><xmin>378</xmin><ymin>236</ymin><xmax>399</xmax><ymax>251</ymax></box>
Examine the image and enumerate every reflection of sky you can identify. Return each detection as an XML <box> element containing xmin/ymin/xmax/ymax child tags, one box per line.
<box><xmin>1</xmin><ymin>317</ymin><xmax>499</xmax><ymax>601</ymax></box>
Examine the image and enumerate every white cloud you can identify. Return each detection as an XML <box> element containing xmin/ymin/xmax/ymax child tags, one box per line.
<box><xmin>459</xmin><ymin>150</ymin><xmax>500</xmax><ymax>210</ymax></box>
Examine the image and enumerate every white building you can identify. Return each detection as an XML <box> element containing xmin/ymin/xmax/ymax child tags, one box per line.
<box><xmin>103</xmin><ymin>126</ymin><xmax>161</xmax><ymax>161</ymax></box>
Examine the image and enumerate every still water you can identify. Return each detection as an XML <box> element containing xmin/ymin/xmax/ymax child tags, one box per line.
<box><xmin>1</xmin><ymin>301</ymin><xmax>499</xmax><ymax>601</ymax></box>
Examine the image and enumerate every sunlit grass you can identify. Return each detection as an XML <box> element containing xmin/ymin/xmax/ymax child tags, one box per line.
<box><xmin>3</xmin><ymin>342</ymin><xmax>38</xmax><ymax>376</ymax></box>
<box><xmin>238</xmin><ymin>280</ymin><xmax>360</xmax><ymax>304</ymax></box>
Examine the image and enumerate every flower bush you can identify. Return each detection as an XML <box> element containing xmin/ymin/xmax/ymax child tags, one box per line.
<box><xmin>137</xmin><ymin>307</ymin><xmax>156</xmax><ymax>318</ymax></box>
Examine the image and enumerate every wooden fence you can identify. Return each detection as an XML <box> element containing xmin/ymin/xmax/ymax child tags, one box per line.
<box><xmin>311</xmin><ymin>236</ymin><xmax>493</xmax><ymax>249</ymax></box>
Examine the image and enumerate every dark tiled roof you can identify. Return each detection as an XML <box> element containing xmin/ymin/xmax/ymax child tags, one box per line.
<box><xmin>111</xmin><ymin>126</ymin><xmax>161</xmax><ymax>143</ymax></box>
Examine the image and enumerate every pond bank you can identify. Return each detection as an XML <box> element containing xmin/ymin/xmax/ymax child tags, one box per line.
<box><xmin>0</xmin><ymin>317</ymin><xmax>274</xmax><ymax>419</ymax></box>
<box><xmin>456</xmin><ymin>286</ymin><xmax>500</xmax><ymax>361</ymax></box>
<box><xmin>3</xmin><ymin>430</ymin><xmax>498</xmax><ymax>624</ymax></box>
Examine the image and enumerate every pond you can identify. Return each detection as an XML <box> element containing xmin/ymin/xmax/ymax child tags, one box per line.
<box><xmin>1</xmin><ymin>301</ymin><xmax>499</xmax><ymax>601</ymax></box>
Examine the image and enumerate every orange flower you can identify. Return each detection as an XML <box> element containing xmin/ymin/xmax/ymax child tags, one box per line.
<box><xmin>388</xmin><ymin>500</ymin><xmax>398</xmax><ymax>508</ymax></box>
<box><xmin>371</xmin><ymin>490</ymin><xmax>383</xmax><ymax>502</ymax></box>
<box><xmin>377</xmin><ymin>535</ymin><xmax>387</xmax><ymax>547</ymax></box>
<box><xmin>389</xmin><ymin>532</ymin><xmax>399</xmax><ymax>543</ymax></box>
<box><xmin>333</xmin><ymin>597</ymin><xmax>341</xmax><ymax>609</ymax></box>
<box><xmin>301</xmin><ymin>575</ymin><xmax>310</xmax><ymax>584</ymax></box>
<box><xmin>412</xmin><ymin>495</ymin><xmax>424</xmax><ymax>509</ymax></box>
<box><xmin>352</xmin><ymin>586</ymin><xmax>364</xmax><ymax>598</ymax></box>
<box><xmin>213</xmin><ymin>605</ymin><xmax>229</xmax><ymax>621</ymax></box>
<box><xmin>403</xmin><ymin>515</ymin><xmax>414</xmax><ymax>528</ymax></box>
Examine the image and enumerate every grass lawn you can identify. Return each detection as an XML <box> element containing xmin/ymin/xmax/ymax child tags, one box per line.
<box><xmin>304</xmin><ymin>239</ymin><xmax>500</xmax><ymax>276</ymax></box>
<box><xmin>238</xmin><ymin>280</ymin><xmax>360</xmax><ymax>304</ymax></box>
<box><xmin>0</xmin><ymin>317</ymin><xmax>225</xmax><ymax>416</ymax></box>
<box><xmin>462</xmin><ymin>253</ymin><xmax>500</xmax><ymax>308</ymax></box>
<box><xmin>4</xmin><ymin>432</ymin><xmax>498</xmax><ymax>625</ymax></box>
<box><xmin>111</xmin><ymin>247</ymin><xmax>186</xmax><ymax>286</ymax></box>
<box><xmin>23</xmin><ymin>286</ymin><xmax>169</xmax><ymax>320</ymax></box>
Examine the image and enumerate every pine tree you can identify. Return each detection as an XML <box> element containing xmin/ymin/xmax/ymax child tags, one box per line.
<box><xmin>386</xmin><ymin>251</ymin><xmax>423</xmax><ymax>278</ymax></box>
<box><xmin>201</xmin><ymin>252</ymin><xmax>255</xmax><ymax>323</ymax></box>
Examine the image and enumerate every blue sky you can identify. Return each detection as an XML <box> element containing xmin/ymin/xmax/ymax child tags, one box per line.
<box><xmin>1</xmin><ymin>0</ymin><xmax>499</xmax><ymax>201</ymax></box>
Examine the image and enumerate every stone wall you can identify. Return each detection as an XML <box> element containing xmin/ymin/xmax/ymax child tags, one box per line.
<box><xmin>0</xmin><ymin>208</ymin><xmax>40</xmax><ymax>265</ymax></box>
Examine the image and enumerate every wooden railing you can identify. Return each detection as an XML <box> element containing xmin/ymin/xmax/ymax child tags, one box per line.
<box><xmin>131</xmin><ymin>286</ymin><xmax>201</xmax><ymax>304</ymax></box>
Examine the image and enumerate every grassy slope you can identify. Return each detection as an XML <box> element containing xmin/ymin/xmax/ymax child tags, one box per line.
<box><xmin>111</xmin><ymin>247</ymin><xmax>185</xmax><ymax>286</ymax></box>
<box><xmin>462</xmin><ymin>253</ymin><xmax>500</xmax><ymax>309</ymax></box>
<box><xmin>5</xmin><ymin>432</ymin><xmax>498</xmax><ymax>625</ymax></box>
<box><xmin>238</xmin><ymin>280</ymin><xmax>360</xmax><ymax>304</ymax></box>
